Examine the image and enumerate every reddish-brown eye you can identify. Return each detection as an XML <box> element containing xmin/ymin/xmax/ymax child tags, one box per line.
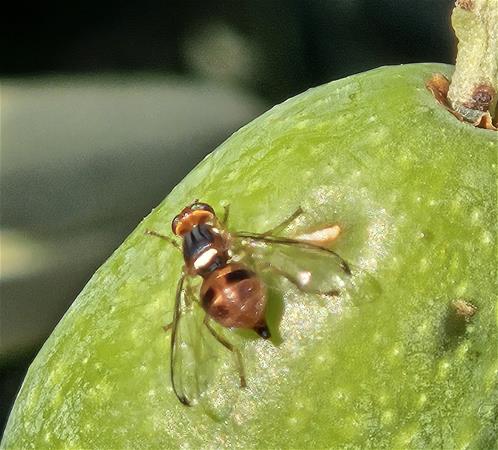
<box><xmin>171</xmin><ymin>215</ymin><xmax>181</xmax><ymax>235</ymax></box>
<box><xmin>190</xmin><ymin>203</ymin><xmax>215</xmax><ymax>214</ymax></box>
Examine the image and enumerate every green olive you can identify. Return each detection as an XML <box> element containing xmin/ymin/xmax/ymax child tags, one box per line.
<box><xmin>2</xmin><ymin>63</ymin><xmax>497</xmax><ymax>449</ymax></box>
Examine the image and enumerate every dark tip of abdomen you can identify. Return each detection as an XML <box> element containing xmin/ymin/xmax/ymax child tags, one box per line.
<box><xmin>254</xmin><ymin>325</ymin><xmax>271</xmax><ymax>339</ymax></box>
<box><xmin>179</xmin><ymin>395</ymin><xmax>191</xmax><ymax>406</ymax></box>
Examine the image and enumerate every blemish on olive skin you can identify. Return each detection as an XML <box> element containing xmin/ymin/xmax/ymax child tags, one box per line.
<box><xmin>441</xmin><ymin>299</ymin><xmax>477</xmax><ymax>351</ymax></box>
<box><xmin>452</xmin><ymin>299</ymin><xmax>477</xmax><ymax>320</ymax></box>
<box><xmin>456</xmin><ymin>0</ymin><xmax>473</xmax><ymax>10</ymax></box>
<box><xmin>416</xmin><ymin>230</ymin><xmax>433</xmax><ymax>242</ymax></box>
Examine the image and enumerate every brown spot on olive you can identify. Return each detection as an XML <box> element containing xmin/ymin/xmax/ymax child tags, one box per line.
<box><xmin>452</xmin><ymin>299</ymin><xmax>477</xmax><ymax>321</ymax></box>
<box><xmin>456</xmin><ymin>0</ymin><xmax>473</xmax><ymax>10</ymax></box>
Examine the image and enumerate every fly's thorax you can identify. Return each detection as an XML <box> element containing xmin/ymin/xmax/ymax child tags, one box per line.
<box><xmin>182</xmin><ymin>223</ymin><xmax>229</xmax><ymax>275</ymax></box>
<box><xmin>200</xmin><ymin>263</ymin><xmax>267</xmax><ymax>330</ymax></box>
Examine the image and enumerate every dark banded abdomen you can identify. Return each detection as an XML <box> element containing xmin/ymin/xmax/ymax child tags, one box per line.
<box><xmin>200</xmin><ymin>264</ymin><xmax>267</xmax><ymax>330</ymax></box>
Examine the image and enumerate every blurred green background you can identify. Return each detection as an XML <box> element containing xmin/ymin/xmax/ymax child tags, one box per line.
<box><xmin>0</xmin><ymin>0</ymin><xmax>455</xmax><ymax>434</ymax></box>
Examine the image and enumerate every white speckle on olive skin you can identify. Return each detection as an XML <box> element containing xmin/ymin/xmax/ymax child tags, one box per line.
<box><xmin>450</xmin><ymin>199</ymin><xmax>463</xmax><ymax>211</ymax></box>
<box><xmin>334</xmin><ymin>389</ymin><xmax>348</xmax><ymax>401</ymax></box>
<box><xmin>470</xmin><ymin>209</ymin><xmax>481</xmax><ymax>224</ymax></box>
<box><xmin>481</xmin><ymin>230</ymin><xmax>492</xmax><ymax>244</ymax></box>
<box><xmin>372</xmin><ymin>332</ymin><xmax>383</xmax><ymax>343</ymax></box>
<box><xmin>417</xmin><ymin>394</ymin><xmax>427</xmax><ymax>408</ymax></box>
<box><xmin>456</xmin><ymin>343</ymin><xmax>469</xmax><ymax>360</ymax></box>
<box><xmin>391</xmin><ymin>345</ymin><xmax>403</xmax><ymax>358</ymax></box>
<box><xmin>416</xmin><ymin>231</ymin><xmax>426</xmax><ymax>239</ymax></box>
<box><xmin>381</xmin><ymin>410</ymin><xmax>395</xmax><ymax>425</ymax></box>
<box><xmin>437</xmin><ymin>361</ymin><xmax>451</xmax><ymax>378</ymax></box>
<box><xmin>455</xmin><ymin>282</ymin><xmax>468</xmax><ymax>296</ymax></box>
<box><xmin>378</xmin><ymin>394</ymin><xmax>389</xmax><ymax>406</ymax></box>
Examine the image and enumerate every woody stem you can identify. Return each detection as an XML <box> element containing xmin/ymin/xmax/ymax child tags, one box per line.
<box><xmin>447</xmin><ymin>0</ymin><xmax>498</xmax><ymax>123</ymax></box>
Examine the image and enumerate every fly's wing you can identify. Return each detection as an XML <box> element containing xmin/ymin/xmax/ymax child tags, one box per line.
<box><xmin>232</xmin><ymin>233</ymin><xmax>352</xmax><ymax>296</ymax></box>
<box><xmin>169</xmin><ymin>274</ymin><xmax>206</xmax><ymax>406</ymax></box>
<box><xmin>169</xmin><ymin>274</ymin><xmax>243</xmax><ymax>410</ymax></box>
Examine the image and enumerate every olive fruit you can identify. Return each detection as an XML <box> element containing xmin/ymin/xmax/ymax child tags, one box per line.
<box><xmin>2</xmin><ymin>63</ymin><xmax>497</xmax><ymax>449</ymax></box>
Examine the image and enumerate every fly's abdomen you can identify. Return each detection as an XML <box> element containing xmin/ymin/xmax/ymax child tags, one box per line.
<box><xmin>200</xmin><ymin>264</ymin><xmax>267</xmax><ymax>330</ymax></box>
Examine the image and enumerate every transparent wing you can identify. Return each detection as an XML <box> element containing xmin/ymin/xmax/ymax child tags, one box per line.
<box><xmin>232</xmin><ymin>232</ymin><xmax>352</xmax><ymax>296</ymax></box>
<box><xmin>169</xmin><ymin>273</ymin><xmax>244</xmax><ymax>410</ymax></box>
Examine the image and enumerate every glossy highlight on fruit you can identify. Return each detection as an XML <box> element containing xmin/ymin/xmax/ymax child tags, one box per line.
<box><xmin>2</xmin><ymin>63</ymin><xmax>497</xmax><ymax>449</ymax></box>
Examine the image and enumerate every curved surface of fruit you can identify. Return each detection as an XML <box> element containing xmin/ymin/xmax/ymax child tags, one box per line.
<box><xmin>2</xmin><ymin>63</ymin><xmax>497</xmax><ymax>449</ymax></box>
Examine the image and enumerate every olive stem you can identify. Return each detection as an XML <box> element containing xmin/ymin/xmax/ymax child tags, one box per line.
<box><xmin>447</xmin><ymin>0</ymin><xmax>498</xmax><ymax>124</ymax></box>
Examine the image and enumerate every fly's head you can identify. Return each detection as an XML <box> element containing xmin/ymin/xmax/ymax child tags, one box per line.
<box><xmin>172</xmin><ymin>201</ymin><xmax>216</xmax><ymax>236</ymax></box>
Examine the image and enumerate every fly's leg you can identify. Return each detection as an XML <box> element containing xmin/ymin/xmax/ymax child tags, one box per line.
<box><xmin>145</xmin><ymin>229</ymin><xmax>181</xmax><ymax>251</ymax></box>
<box><xmin>183</xmin><ymin>279</ymin><xmax>198</xmax><ymax>307</ymax></box>
<box><xmin>204</xmin><ymin>316</ymin><xmax>247</xmax><ymax>389</ymax></box>
<box><xmin>261</xmin><ymin>207</ymin><xmax>304</xmax><ymax>236</ymax></box>
<box><xmin>221</xmin><ymin>204</ymin><xmax>230</xmax><ymax>227</ymax></box>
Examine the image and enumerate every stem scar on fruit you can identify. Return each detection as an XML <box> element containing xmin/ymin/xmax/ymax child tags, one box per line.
<box><xmin>431</xmin><ymin>0</ymin><xmax>498</xmax><ymax>130</ymax></box>
<box><xmin>427</xmin><ymin>74</ymin><xmax>497</xmax><ymax>130</ymax></box>
<box><xmin>144</xmin><ymin>201</ymin><xmax>351</xmax><ymax>405</ymax></box>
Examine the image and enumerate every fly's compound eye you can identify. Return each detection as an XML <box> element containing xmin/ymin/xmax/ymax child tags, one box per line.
<box><xmin>171</xmin><ymin>215</ymin><xmax>181</xmax><ymax>235</ymax></box>
<box><xmin>190</xmin><ymin>202</ymin><xmax>215</xmax><ymax>214</ymax></box>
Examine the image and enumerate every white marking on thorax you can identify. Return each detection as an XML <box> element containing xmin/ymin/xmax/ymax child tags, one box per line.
<box><xmin>194</xmin><ymin>248</ymin><xmax>218</xmax><ymax>270</ymax></box>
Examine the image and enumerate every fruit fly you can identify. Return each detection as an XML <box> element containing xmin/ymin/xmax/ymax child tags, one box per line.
<box><xmin>146</xmin><ymin>201</ymin><xmax>351</xmax><ymax>405</ymax></box>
